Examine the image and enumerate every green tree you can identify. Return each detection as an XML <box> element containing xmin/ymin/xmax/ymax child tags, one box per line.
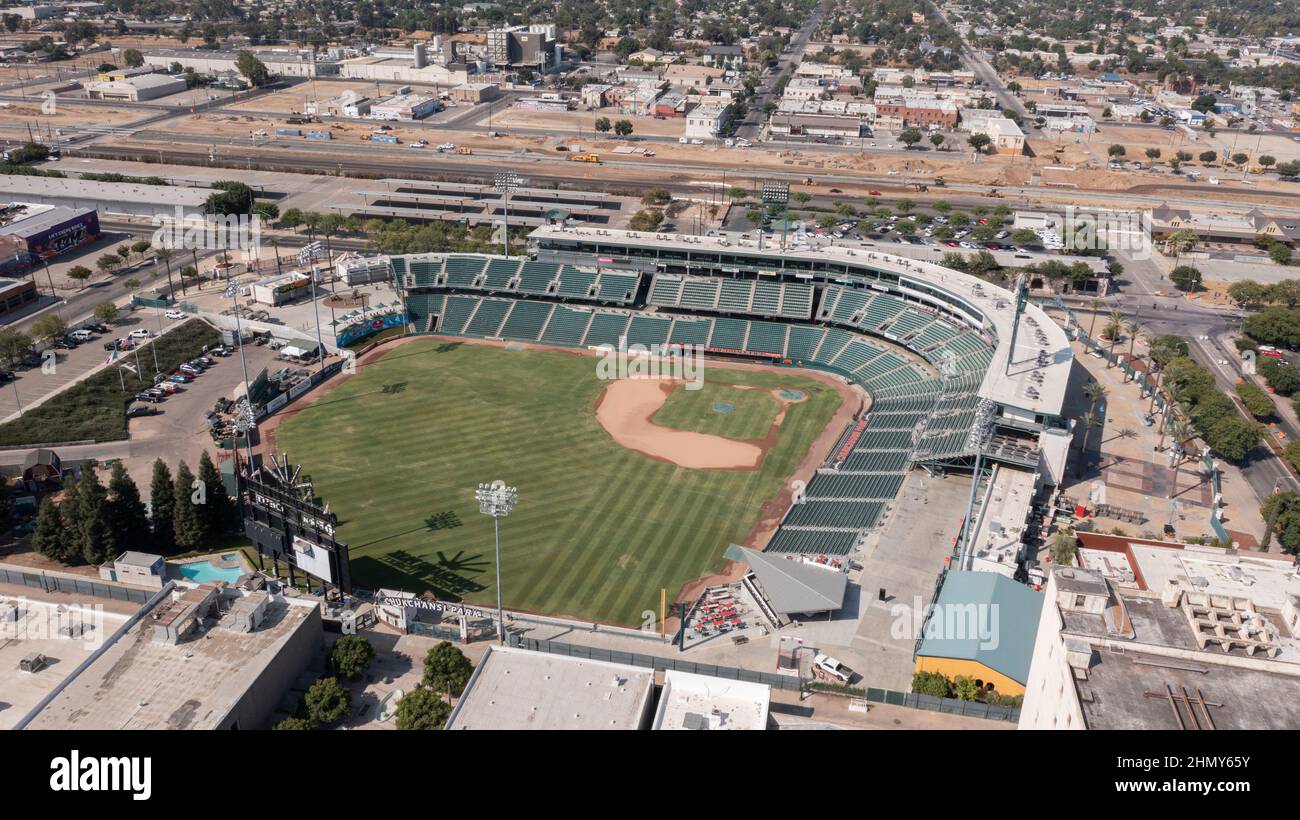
<box><xmin>93</xmin><ymin>301</ymin><xmax>119</xmax><ymax>323</ymax></box>
<box><xmin>32</xmin><ymin>496</ymin><xmax>74</xmax><ymax>562</ymax></box>
<box><xmin>30</xmin><ymin>314</ymin><xmax>67</xmax><ymax>347</ymax></box>
<box><xmin>274</xmin><ymin>716</ymin><xmax>315</xmax><ymax>730</ymax></box>
<box><xmin>953</xmin><ymin>676</ymin><xmax>982</xmax><ymax>701</ymax></box>
<box><xmin>1048</xmin><ymin>530</ymin><xmax>1077</xmax><ymax>565</ymax></box>
<box><xmin>911</xmin><ymin>670</ymin><xmax>952</xmax><ymax>697</ymax></box>
<box><xmin>898</xmin><ymin>128</ymin><xmax>923</xmax><ymax>149</ymax></box>
<box><xmin>395</xmin><ymin>688</ymin><xmax>452</xmax><ymax>730</ymax></box>
<box><xmin>967</xmin><ymin>133</ymin><xmax>991</xmax><ymax>154</ymax></box>
<box><xmin>423</xmin><ymin>641</ymin><xmax>474</xmax><ymax>698</ymax></box>
<box><xmin>1204</xmin><ymin>416</ymin><xmax>1260</xmax><ymax>462</ymax></box>
<box><xmin>1236</xmin><ymin>383</ymin><xmax>1274</xmax><ymax>419</ymax></box>
<box><xmin>304</xmin><ymin>676</ymin><xmax>351</xmax><ymax>727</ymax></box>
<box><xmin>331</xmin><ymin>635</ymin><xmax>376</xmax><ymax>680</ymax></box>
<box><xmin>235</xmin><ymin>50</ymin><xmax>270</xmax><ymax>86</ymax></box>
<box><xmin>172</xmin><ymin>460</ymin><xmax>206</xmax><ymax>550</ymax></box>
<box><xmin>123</xmin><ymin>48</ymin><xmax>144</xmax><ymax>68</ymax></box>
<box><xmin>1170</xmin><ymin>265</ymin><xmax>1202</xmax><ymax>292</ymax></box>
<box><xmin>196</xmin><ymin>451</ymin><xmax>234</xmax><ymax>535</ymax></box>
<box><xmin>594</xmin><ymin>117</ymin><xmax>611</xmax><ymax>133</ymax></box>
<box><xmin>0</xmin><ymin>328</ymin><xmax>31</xmax><ymax>368</ymax></box>
<box><xmin>66</xmin><ymin>265</ymin><xmax>92</xmax><ymax>283</ymax></box>
<box><xmin>613</xmin><ymin>119</ymin><xmax>633</xmax><ymax>137</ymax></box>
<box><xmin>104</xmin><ymin>462</ymin><xmax>149</xmax><ymax>559</ymax></box>
<box><xmin>149</xmin><ymin>459</ymin><xmax>175</xmax><ymax>552</ymax></box>
<box><xmin>1228</xmin><ymin>280</ymin><xmax>1270</xmax><ymax>309</ymax></box>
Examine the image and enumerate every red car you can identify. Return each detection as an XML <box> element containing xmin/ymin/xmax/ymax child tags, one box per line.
<box><xmin>868</xmin><ymin>190</ymin><xmax>882</xmax><ymax>196</ymax></box>
<box><xmin>946</xmin><ymin>241</ymin><xmax>959</xmax><ymax>247</ymax></box>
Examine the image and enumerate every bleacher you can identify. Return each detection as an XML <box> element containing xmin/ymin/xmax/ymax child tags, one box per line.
<box><xmin>499</xmin><ymin>300</ymin><xmax>554</xmax><ymax>341</ymax></box>
<box><xmin>540</xmin><ymin>306</ymin><xmax>593</xmax><ymax>346</ymax></box>
<box><xmin>392</xmin><ymin>253</ymin><xmax>1015</xmax><ymax>562</ymax></box>
<box><xmin>465</xmin><ymin>297</ymin><xmax>511</xmax><ymax>337</ymax></box>
<box><xmin>582</xmin><ymin>312</ymin><xmax>631</xmax><ymax>348</ymax></box>
<box><xmin>649</xmin><ymin>273</ymin><xmax>814</xmax><ymax>319</ymax></box>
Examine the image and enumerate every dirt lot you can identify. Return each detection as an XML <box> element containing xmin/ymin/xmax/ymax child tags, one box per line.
<box><xmin>493</xmin><ymin>106</ymin><xmax>690</xmax><ymax>138</ymax></box>
<box><xmin>223</xmin><ymin>79</ymin><xmax>395</xmax><ymax>114</ymax></box>
<box><xmin>0</xmin><ymin>101</ymin><xmax>152</xmax><ymax>132</ymax></box>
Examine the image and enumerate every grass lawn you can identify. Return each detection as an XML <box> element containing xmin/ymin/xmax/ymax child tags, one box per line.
<box><xmin>653</xmin><ymin>381</ymin><xmax>783</xmax><ymax>440</ymax></box>
<box><xmin>0</xmin><ymin>319</ymin><xmax>220</xmax><ymax>446</ymax></box>
<box><xmin>274</xmin><ymin>341</ymin><xmax>840</xmax><ymax>625</ymax></box>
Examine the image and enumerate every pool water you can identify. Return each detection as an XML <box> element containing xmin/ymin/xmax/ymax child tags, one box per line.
<box><xmin>177</xmin><ymin>559</ymin><xmax>245</xmax><ymax>584</ymax></box>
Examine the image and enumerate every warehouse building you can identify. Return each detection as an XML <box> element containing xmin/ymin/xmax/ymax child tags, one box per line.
<box><xmin>87</xmin><ymin>73</ymin><xmax>188</xmax><ymax>101</ymax></box>
<box><xmin>141</xmin><ymin>47</ymin><xmax>322</xmax><ymax>78</ymax></box>
<box><xmin>0</xmin><ymin>202</ymin><xmax>99</xmax><ymax>264</ymax></box>
<box><xmin>0</xmin><ymin>176</ymin><xmax>210</xmax><ymax>218</ymax></box>
<box><xmin>370</xmin><ymin>92</ymin><xmax>442</xmax><ymax>120</ymax></box>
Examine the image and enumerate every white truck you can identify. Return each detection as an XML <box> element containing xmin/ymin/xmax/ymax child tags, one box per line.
<box><xmin>814</xmin><ymin>653</ymin><xmax>854</xmax><ymax>684</ymax></box>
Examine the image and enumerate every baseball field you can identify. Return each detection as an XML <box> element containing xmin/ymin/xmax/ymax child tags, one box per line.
<box><xmin>273</xmin><ymin>339</ymin><xmax>842</xmax><ymax>626</ymax></box>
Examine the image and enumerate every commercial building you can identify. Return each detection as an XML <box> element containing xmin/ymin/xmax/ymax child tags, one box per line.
<box><xmin>305</xmin><ymin>91</ymin><xmax>372</xmax><ymax>118</ymax></box>
<box><xmin>370</xmin><ymin>92</ymin><xmax>442</xmax><ymax>121</ymax></box>
<box><xmin>99</xmin><ymin>551</ymin><xmax>166</xmax><ymax>590</ymax></box>
<box><xmin>914</xmin><ymin>571</ymin><xmax>1044</xmax><ymax>696</ymax></box>
<box><xmin>446</xmin><ymin>644</ymin><xmax>656</xmax><ymax>730</ymax></box>
<box><xmin>967</xmin><ymin>115</ymin><xmax>1025</xmax><ymax>154</ymax></box>
<box><xmin>86</xmin><ymin>73</ymin><xmax>187</xmax><ymax>101</ymax></box>
<box><xmin>1019</xmin><ymin>553</ymin><xmax>1300</xmax><ymax>730</ymax></box>
<box><xmin>873</xmin><ymin>98</ymin><xmax>959</xmax><ymax>128</ymax></box>
<box><xmin>142</xmin><ymin>47</ymin><xmax>321</xmax><ymax>78</ymax></box>
<box><xmin>1149</xmin><ymin>203</ymin><xmax>1300</xmax><ymax>248</ymax></box>
<box><xmin>21</xmin><ymin>584</ymin><xmax>322</xmax><ymax>730</ymax></box>
<box><xmin>685</xmin><ymin>103</ymin><xmax>730</xmax><ymax>139</ymax></box>
<box><xmin>250</xmin><ymin>270</ymin><xmax>313</xmax><ymax>305</ymax></box>
<box><xmin>769</xmin><ymin>112</ymin><xmax>865</xmax><ymax>139</ymax></box>
<box><xmin>0</xmin><ymin>202</ymin><xmax>99</xmax><ymax>262</ymax></box>
<box><xmin>451</xmin><ymin>82</ymin><xmax>500</xmax><ymax>103</ymax></box>
<box><xmin>0</xmin><ymin>278</ymin><xmax>39</xmax><ymax>319</ymax></box>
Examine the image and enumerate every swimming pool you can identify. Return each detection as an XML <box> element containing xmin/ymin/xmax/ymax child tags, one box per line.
<box><xmin>176</xmin><ymin>558</ymin><xmax>245</xmax><ymax>584</ymax></box>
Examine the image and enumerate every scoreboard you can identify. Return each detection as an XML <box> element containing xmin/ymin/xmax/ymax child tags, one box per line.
<box><xmin>242</xmin><ymin>475</ymin><xmax>352</xmax><ymax>593</ymax></box>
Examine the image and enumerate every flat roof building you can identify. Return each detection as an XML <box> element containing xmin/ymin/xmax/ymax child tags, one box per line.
<box><xmin>1019</xmin><ymin>563</ymin><xmax>1300</xmax><ymax>730</ymax></box>
<box><xmin>652</xmin><ymin>671</ymin><xmax>771</xmax><ymax>730</ymax></box>
<box><xmin>21</xmin><ymin>588</ymin><xmax>321</xmax><ymax>730</ymax></box>
<box><xmin>446</xmin><ymin>644</ymin><xmax>656</xmax><ymax>730</ymax></box>
<box><xmin>87</xmin><ymin>73</ymin><xmax>187</xmax><ymax>101</ymax></box>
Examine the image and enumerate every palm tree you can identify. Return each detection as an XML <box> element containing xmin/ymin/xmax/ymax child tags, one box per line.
<box><xmin>1083</xmin><ymin>381</ymin><xmax>1108</xmax><ymax>417</ymax></box>
<box><xmin>1166</xmin><ymin>419</ymin><xmax>1193</xmax><ymax>499</ymax></box>
<box><xmin>1103</xmin><ymin>311</ymin><xmax>1124</xmax><ymax>365</ymax></box>
<box><xmin>1124</xmin><ymin>318</ymin><xmax>1141</xmax><ymax>361</ymax></box>
<box><xmin>1075</xmin><ymin>411</ymin><xmax>1099</xmax><ymax>478</ymax></box>
<box><xmin>155</xmin><ymin>247</ymin><xmax>175</xmax><ymax>298</ymax></box>
<box><xmin>1086</xmin><ymin>297</ymin><xmax>1102</xmax><ymax>339</ymax></box>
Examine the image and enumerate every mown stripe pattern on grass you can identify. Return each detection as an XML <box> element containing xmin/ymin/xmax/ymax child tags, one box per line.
<box><xmin>275</xmin><ymin>342</ymin><xmax>838</xmax><ymax>626</ymax></box>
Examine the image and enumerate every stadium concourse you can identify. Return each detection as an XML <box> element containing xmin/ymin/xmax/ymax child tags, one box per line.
<box><xmin>372</xmin><ymin>226</ymin><xmax>1074</xmax><ymax>571</ymax></box>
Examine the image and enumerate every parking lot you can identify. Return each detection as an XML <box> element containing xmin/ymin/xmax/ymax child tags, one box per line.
<box><xmin>117</xmin><ymin>340</ymin><xmax>281</xmax><ymax>481</ymax></box>
<box><xmin>0</xmin><ymin>308</ymin><xmax>193</xmax><ymax>423</ymax></box>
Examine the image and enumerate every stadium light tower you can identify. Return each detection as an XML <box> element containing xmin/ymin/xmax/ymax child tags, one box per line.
<box><xmin>476</xmin><ymin>480</ymin><xmax>518</xmax><ymax>644</ymax></box>
<box><xmin>493</xmin><ymin>171</ymin><xmax>520</xmax><ymax>258</ymax></box>
<box><xmin>956</xmin><ymin>398</ymin><xmax>997</xmax><ymax>571</ymax></box>
<box><xmin>761</xmin><ymin>180</ymin><xmax>790</xmax><ymax>251</ymax></box>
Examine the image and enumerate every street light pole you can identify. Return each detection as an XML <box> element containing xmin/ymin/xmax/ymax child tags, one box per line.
<box><xmin>475</xmin><ymin>480</ymin><xmax>518</xmax><ymax>644</ymax></box>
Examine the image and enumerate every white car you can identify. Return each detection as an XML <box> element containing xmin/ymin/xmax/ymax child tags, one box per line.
<box><xmin>165</xmin><ymin>310</ymin><xmax>187</xmax><ymax>320</ymax></box>
<box><xmin>128</xmin><ymin>329</ymin><xmax>151</xmax><ymax>339</ymax></box>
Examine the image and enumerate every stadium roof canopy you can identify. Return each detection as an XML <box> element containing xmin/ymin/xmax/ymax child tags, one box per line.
<box><xmin>725</xmin><ymin>544</ymin><xmax>847</xmax><ymax>615</ymax></box>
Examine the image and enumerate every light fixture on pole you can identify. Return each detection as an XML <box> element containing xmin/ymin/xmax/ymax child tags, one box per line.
<box><xmin>956</xmin><ymin>398</ymin><xmax>997</xmax><ymax>571</ymax></box>
<box><xmin>761</xmin><ymin>180</ymin><xmax>790</xmax><ymax>250</ymax></box>
<box><xmin>475</xmin><ymin>480</ymin><xmax>517</xmax><ymax>644</ymax></box>
<box><xmin>493</xmin><ymin>171</ymin><xmax>520</xmax><ymax>258</ymax></box>
<box><xmin>298</xmin><ymin>241</ymin><xmax>327</xmax><ymax>372</ymax></box>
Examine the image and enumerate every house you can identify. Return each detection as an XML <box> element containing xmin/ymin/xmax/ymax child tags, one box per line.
<box><xmin>22</xmin><ymin>449</ymin><xmax>60</xmax><ymax>483</ymax></box>
<box><xmin>702</xmin><ymin>44</ymin><xmax>744</xmax><ymax>69</ymax></box>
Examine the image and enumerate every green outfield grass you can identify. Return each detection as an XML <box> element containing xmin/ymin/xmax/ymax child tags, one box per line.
<box><xmin>274</xmin><ymin>341</ymin><xmax>841</xmax><ymax>626</ymax></box>
<box><xmin>653</xmin><ymin>381</ymin><xmax>782</xmax><ymax>440</ymax></box>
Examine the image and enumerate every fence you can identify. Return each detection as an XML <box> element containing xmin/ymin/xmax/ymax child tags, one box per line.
<box><xmin>509</xmin><ymin>635</ymin><xmax>1020</xmax><ymax>723</ymax></box>
<box><xmin>0</xmin><ymin>565</ymin><xmax>154</xmax><ymax>604</ymax></box>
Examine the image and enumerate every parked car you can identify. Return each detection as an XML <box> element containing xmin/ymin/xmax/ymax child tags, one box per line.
<box><xmin>155</xmin><ymin>381</ymin><xmax>179</xmax><ymax>394</ymax></box>
<box><xmin>134</xmin><ymin>392</ymin><xmax>163</xmax><ymax>404</ymax></box>
<box><xmin>128</xmin><ymin>329</ymin><xmax>151</xmax><ymax>339</ymax></box>
<box><xmin>127</xmin><ymin>404</ymin><xmax>161</xmax><ymax>418</ymax></box>
<box><xmin>813</xmin><ymin>653</ymin><xmax>855</xmax><ymax>684</ymax></box>
<box><xmin>166</xmin><ymin>372</ymin><xmax>193</xmax><ymax>383</ymax></box>
<box><xmin>165</xmin><ymin>310</ymin><xmax>187</xmax><ymax>320</ymax></box>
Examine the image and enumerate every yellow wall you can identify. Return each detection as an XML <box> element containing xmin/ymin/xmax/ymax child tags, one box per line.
<box><xmin>914</xmin><ymin>656</ymin><xmax>1025</xmax><ymax>696</ymax></box>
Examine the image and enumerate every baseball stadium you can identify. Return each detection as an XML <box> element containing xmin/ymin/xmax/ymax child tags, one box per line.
<box><xmin>274</xmin><ymin>226</ymin><xmax>1073</xmax><ymax>627</ymax></box>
